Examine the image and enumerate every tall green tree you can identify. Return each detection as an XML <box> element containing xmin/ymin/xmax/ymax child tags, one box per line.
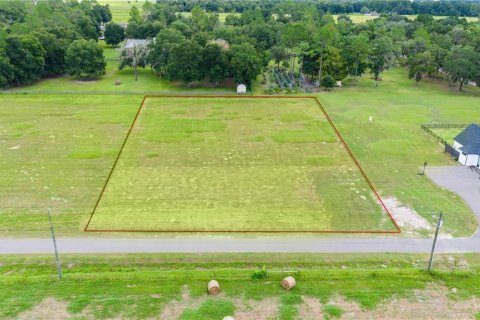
<box><xmin>270</xmin><ymin>46</ymin><xmax>287</xmax><ymax>68</ymax></box>
<box><xmin>408</xmin><ymin>51</ymin><xmax>435</xmax><ymax>85</ymax></box>
<box><xmin>35</xmin><ymin>33</ymin><xmax>66</xmax><ymax>77</ymax></box>
<box><xmin>65</xmin><ymin>39</ymin><xmax>106</xmax><ymax>80</ymax></box>
<box><xmin>313</xmin><ymin>24</ymin><xmax>336</xmax><ymax>89</ymax></box>
<box><xmin>6</xmin><ymin>34</ymin><xmax>45</xmax><ymax>85</ymax></box>
<box><xmin>341</xmin><ymin>34</ymin><xmax>369</xmax><ymax>83</ymax></box>
<box><xmin>229</xmin><ymin>43</ymin><xmax>263</xmax><ymax>86</ymax></box>
<box><xmin>104</xmin><ymin>22</ymin><xmax>125</xmax><ymax>47</ymax></box>
<box><xmin>202</xmin><ymin>43</ymin><xmax>229</xmax><ymax>86</ymax></box>
<box><xmin>0</xmin><ymin>48</ymin><xmax>14</xmax><ymax>88</ymax></box>
<box><xmin>149</xmin><ymin>28</ymin><xmax>185</xmax><ymax>76</ymax></box>
<box><xmin>165</xmin><ymin>40</ymin><xmax>203</xmax><ymax>85</ymax></box>
<box><xmin>368</xmin><ymin>36</ymin><xmax>395</xmax><ymax>86</ymax></box>
<box><xmin>444</xmin><ymin>45</ymin><xmax>479</xmax><ymax>91</ymax></box>
<box><xmin>128</xmin><ymin>6</ymin><xmax>142</xmax><ymax>24</ymax></box>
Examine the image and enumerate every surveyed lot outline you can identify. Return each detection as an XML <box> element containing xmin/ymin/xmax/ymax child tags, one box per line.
<box><xmin>84</xmin><ymin>96</ymin><xmax>401</xmax><ymax>234</ymax></box>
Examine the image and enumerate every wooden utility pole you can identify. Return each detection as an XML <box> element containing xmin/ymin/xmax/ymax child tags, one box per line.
<box><xmin>48</xmin><ymin>208</ymin><xmax>62</xmax><ymax>280</ymax></box>
<box><xmin>427</xmin><ymin>211</ymin><xmax>443</xmax><ymax>273</ymax></box>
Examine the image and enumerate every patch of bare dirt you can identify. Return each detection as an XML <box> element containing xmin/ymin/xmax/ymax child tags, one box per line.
<box><xmin>330</xmin><ymin>283</ymin><xmax>480</xmax><ymax>319</ymax></box>
<box><xmin>383</xmin><ymin>197</ymin><xmax>431</xmax><ymax>231</ymax></box>
<box><xmin>158</xmin><ymin>285</ymin><xmax>207</xmax><ymax>320</ymax></box>
<box><xmin>17</xmin><ymin>298</ymin><xmax>70</xmax><ymax>320</ymax></box>
<box><xmin>297</xmin><ymin>296</ymin><xmax>323</xmax><ymax>319</ymax></box>
<box><xmin>233</xmin><ymin>297</ymin><xmax>280</xmax><ymax>320</ymax></box>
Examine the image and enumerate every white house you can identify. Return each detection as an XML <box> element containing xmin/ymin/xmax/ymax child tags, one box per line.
<box><xmin>124</xmin><ymin>39</ymin><xmax>150</xmax><ymax>49</ymax></box>
<box><xmin>237</xmin><ymin>84</ymin><xmax>247</xmax><ymax>94</ymax></box>
<box><xmin>453</xmin><ymin>123</ymin><xmax>480</xmax><ymax>167</ymax></box>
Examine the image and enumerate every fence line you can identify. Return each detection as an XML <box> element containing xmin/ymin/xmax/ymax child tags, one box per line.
<box><xmin>421</xmin><ymin>123</ymin><xmax>467</xmax><ymax>160</ymax></box>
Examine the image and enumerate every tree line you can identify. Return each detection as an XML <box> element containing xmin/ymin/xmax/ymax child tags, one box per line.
<box><xmin>1</xmin><ymin>0</ymin><xmax>480</xmax><ymax>91</ymax></box>
<box><xmin>0</xmin><ymin>0</ymin><xmax>111</xmax><ymax>87</ymax></box>
<box><xmin>163</xmin><ymin>0</ymin><xmax>480</xmax><ymax>17</ymax></box>
<box><xmin>107</xmin><ymin>1</ymin><xmax>480</xmax><ymax>90</ymax></box>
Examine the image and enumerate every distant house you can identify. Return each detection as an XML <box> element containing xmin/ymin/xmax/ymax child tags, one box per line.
<box><xmin>124</xmin><ymin>39</ymin><xmax>150</xmax><ymax>49</ymax></box>
<box><xmin>237</xmin><ymin>84</ymin><xmax>247</xmax><ymax>94</ymax></box>
<box><xmin>453</xmin><ymin>124</ymin><xmax>480</xmax><ymax>167</ymax></box>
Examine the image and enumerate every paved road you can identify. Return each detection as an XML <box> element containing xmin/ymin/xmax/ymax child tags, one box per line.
<box><xmin>0</xmin><ymin>166</ymin><xmax>478</xmax><ymax>254</ymax></box>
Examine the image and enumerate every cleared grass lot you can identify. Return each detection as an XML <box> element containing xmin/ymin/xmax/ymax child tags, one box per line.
<box><xmin>0</xmin><ymin>95</ymin><xmax>143</xmax><ymax>235</ymax></box>
<box><xmin>1</xmin><ymin>68</ymin><xmax>478</xmax><ymax>237</ymax></box>
<box><xmin>318</xmin><ymin>68</ymin><xmax>480</xmax><ymax>237</ymax></box>
<box><xmin>87</xmin><ymin>97</ymin><xmax>395</xmax><ymax>232</ymax></box>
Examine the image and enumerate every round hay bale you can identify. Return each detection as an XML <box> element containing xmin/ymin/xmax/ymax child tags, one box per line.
<box><xmin>281</xmin><ymin>276</ymin><xmax>296</xmax><ymax>290</ymax></box>
<box><xmin>223</xmin><ymin>317</ymin><xmax>235</xmax><ymax>320</ymax></box>
<box><xmin>207</xmin><ymin>280</ymin><xmax>220</xmax><ymax>295</ymax></box>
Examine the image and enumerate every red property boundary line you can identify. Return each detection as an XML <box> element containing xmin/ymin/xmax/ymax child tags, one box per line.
<box><xmin>84</xmin><ymin>95</ymin><xmax>401</xmax><ymax>234</ymax></box>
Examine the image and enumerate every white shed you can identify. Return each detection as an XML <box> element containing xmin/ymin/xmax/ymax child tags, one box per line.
<box><xmin>236</xmin><ymin>84</ymin><xmax>247</xmax><ymax>94</ymax></box>
<box><xmin>453</xmin><ymin>124</ymin><xmax>480</xmax><ymax>167</ymax></box>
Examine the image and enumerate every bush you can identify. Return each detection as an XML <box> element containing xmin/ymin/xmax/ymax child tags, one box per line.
<box><xmin>321</xmin><ymin>74</ymin><xmax>336</xmax><ymax>90</ymax></box>
<box><xmin>251</xmin><ymin>265</ymin><xmax>268</xmax><ymax>281</ymax></box>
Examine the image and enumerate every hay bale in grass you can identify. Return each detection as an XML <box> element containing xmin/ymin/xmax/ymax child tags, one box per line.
<box><xmin>223</xmin><ymin>317</ymin><xmax>235</xmax><ymax>320</ymax></box>
<box><xmin>281</xmin><ymin>276</ymin><xmax>296</xmax><ymax>290</ymax></box>
<box><xmin>207</xmin><ymin>280</ymin><xmax>220</xmax><ymax>295</ymax></box>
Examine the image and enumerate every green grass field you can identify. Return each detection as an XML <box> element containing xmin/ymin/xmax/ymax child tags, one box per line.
<box><xmin>87</xmin><ymin>97</ymin><xmax>394</xmax><ymax>232</ymax></box>
<box><xmin>97</xmin><ymin>0</ymin><xmax>152</xmax><ymax>23</ymax></box>
<box><xmin>318</xmin><ymin>69</ymin><xmax>480</xmax><ymax>236</ymax></box>
<box><xmin>0</xmin><ymin>94</ymin><xmax>143</xmax><ymax>235</ymax></box>
<box><xmin>1</xmin><ymin>253</ymin><xmax>480</xmax><ymax>319</ymax></box>
<box><xmin>1</xmin><ymin>68</ymin><xmax>479</xmax><ymax>237</ymax></box>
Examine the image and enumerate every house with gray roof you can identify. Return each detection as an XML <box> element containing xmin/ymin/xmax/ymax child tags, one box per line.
<box><xmin>453</xmin><ymin>123</ymin><xmax>480</xmax><ymax>167</ymax></box>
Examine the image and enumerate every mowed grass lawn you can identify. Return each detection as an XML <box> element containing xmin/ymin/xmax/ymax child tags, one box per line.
<box><xmin>0</xmin><ymin>67</ymin><xmax>478</xmax><ymax>236</ymax></box>
<box><xmin>97</xmin><ymin>0</ymin><xmax>152</xmax><ymax>23</ymax></box>
<box><xmin>318</xmin><ymin>68</ymin><xmax>480</xmax><ymax>236</ymax></box>
<box><xmin>88</xmin><ymin>97</ymin><xmax>394</xmax><ymax>232</ymax></box>
<box><xmin>431</xmin><ymin>127</ymin><xmax>467</xmax><ymax>145</ymax></box>
<box><xmin>0</xmin><ymin>94</ymin><xmax>143</xmax><ymax>235</ymax></box>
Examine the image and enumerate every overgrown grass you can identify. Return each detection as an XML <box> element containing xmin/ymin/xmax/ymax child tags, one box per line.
<box><xmin>324</xmin><ymin>304</ymin><xmax>343</xmax><ymax>319</ymax></box>
<box><xmin>0</xmin><ymin>253</ymin><xmax>479</xmax><ymax>319</ymax></box>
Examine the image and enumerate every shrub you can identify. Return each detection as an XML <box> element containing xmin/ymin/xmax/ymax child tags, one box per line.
<box><xmin>251</xmin><ymin>265</ymin><xmax>268</xmax><ymax>281</ymax></box>
<box><xmin>321</xmin><ymin>74</ymin><xmax>336</xmax><ymax>90</ymax></box>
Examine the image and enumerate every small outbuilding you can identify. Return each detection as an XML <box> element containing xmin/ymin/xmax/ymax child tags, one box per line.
<box><xmin>237</xmin><ymin>84</ymin><xmax>247</xmax><ymax>94</ymax></box>
<box><xmin>453</xmin><ymin>123</ymin><xmax>480</xmax><ymax>167</ymax></box>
